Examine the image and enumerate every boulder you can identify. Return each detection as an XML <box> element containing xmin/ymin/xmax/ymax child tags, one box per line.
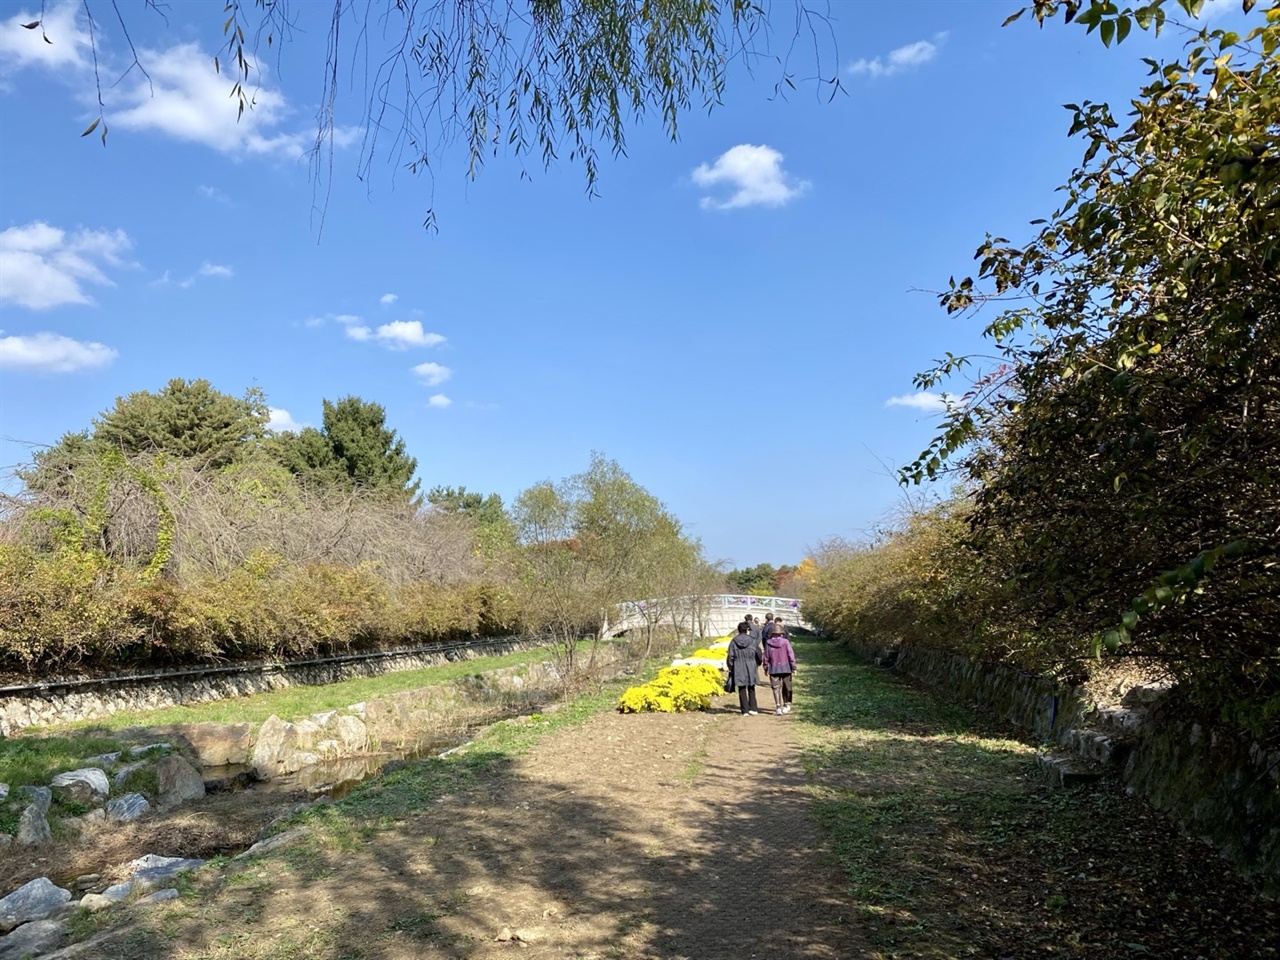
<box><xmin>128</xmin><ymin>743</ymin><xmax>170</xmax><ymax>758</ymax></box>
<box><xmin>77</xmin><ymin>894</ymin><xmax>113</xmax><ymax>914</ymax></box>
<box><xmin>0</xmin><ymin>837</ymin><xmax>10</xmax><ymax>852</ymax></box>
<box><xmin>105</xmin><ymin>793</ymin><xmax>150</xmax><ymax>823</ymax></box>
<box><xmin>251</xmin><ymin>715</ymin><xmax>323</xmax><ymax>776</ymax></box>
<box><xmin>335</xmin><ymin>715</ymin><xmax>369</xmax><ymax>753</ymax></box>
<box><xmin>17</xmin><ymin>786</ymin><xmax>51</xmax><ymax>814</ymax></box>
<box><xmin>128</xmin><ymin>855</ymin><xmax>206</xmax><ymax>894</ymax></box>
<box><xmin>139</xmin><ymin>889</ymin><xmax>179</xmax><ymax>905</ymax></box>
<box><xmin>0</xmin><ymin>784</ymin><xmax>8</xmax><ymax>802</ymax></box>
<box><xmin>310</xmin><ymin>711</ymin><xmax>337</xmax><ymax>728</ymax></box>
<box><xmin>0</xmin><ymin>919</ymin><xmax>67</xmax><ymax>959</ymax></box>
<box><xmin>154</xmin><ymin>756</ymin><xmax>205</xmax><ymax>807</ymax></box>
<box><xmin>16</xmin><ymin>805</ymin><xmax>51</xmax><ymax>846</ymax></box>
<box><xmin>79</xmin><ymin>753</ymin><xmax>120</xmax><ymax>769</ymax></box>
<box><xmin>64</xmin><ymin>808</ymin><xmax>106</xmax><ymax>838</ymax></box>
<box><xmin>232</xmin><ymin>826</ymin><xmax>310</xmax><ymax>861</ymax></box>
<box><xmin>0</xmin><ymin>878</ymin><xmax>72</xmax><ymax>933</ymax></box>
<box><xmin>51</xmin><ymin>768</ymin><xmax>110</xmax><ymax>805</ymax></box>
<box><xmin>176</xmin><ymin>723</ymin><xmax>252</xmax><ymax>766</ymax></box>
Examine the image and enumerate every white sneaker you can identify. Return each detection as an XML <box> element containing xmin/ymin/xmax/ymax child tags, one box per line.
<box><xmin>774</xmin><ymin>707</ymin><xmax>783</xmax><ymax>715</ymax></box>
<box><xmin>783</xmin><ymin>704</ymin><xmax>791</xmax><ymax>714</ymax></box>
<box><xmin>748</xmin><ymin>710</ymin><xmax>758</xmax><ymax>715</ymax></box>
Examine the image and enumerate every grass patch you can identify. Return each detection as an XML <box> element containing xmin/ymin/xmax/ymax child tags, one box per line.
<box><xmin>50</xmin><ymin>646</ymin><xmax>558</xmax><ymax>731</ymax></box>
<box><xmin>792</xmin><ymin>636</ymin><xmax>1280</xmax><ymax>959</ymax></box>
<box><xmin>0</xmin><ymin>732</ymin><xmax>124</xmax><ymax>792</ymax></box>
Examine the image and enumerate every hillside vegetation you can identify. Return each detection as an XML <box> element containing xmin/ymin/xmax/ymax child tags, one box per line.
<box><xmin>804</xmin><ymin>1</ymin><xmax>1279</xmax><ymax>738</ymax></box>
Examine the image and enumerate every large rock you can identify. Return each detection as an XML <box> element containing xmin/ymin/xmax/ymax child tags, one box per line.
<box><xmin>176</xmin><ymin>723</ymin><xmax>252</xmax><ymax>766</ymax></box>
<box><xmin>51</xmin><ymin>768</ymin><xmax>110</xmax><ymax>805</ymax></box>
<box><xmin>0</xmin><ymin>919</ymin><xmax>67</xmax><ymax>959</ymax></box>
<box><xmin>334</xmin><ymin>715</ymin><xmax>369</xmax><ymax>753</ymax></box>
<box><xmin>101</xmin><ymin>855</ymin><xmax>207</xmax><ymax>901</ymax></box>
<box><xmin>78</xmin><ymin>753</ymin><xmax>120</xmax><ymax>769</ymax></box>
<box><xmin>0</xmin><ymin>878</ymin><xmax>71</xmax><ymax>933</ymax></box>
<box><xmin>17</xmin><ymin>786</ymin><xmax>50</xmax><ymax>814</ymax></box>
<box><xmin>16</xmin><ymin>806</ymin><xmax>51</xmax><ymax>847</ymax></box>
<box><xmin>251</xmin><ymin>715</ymin><xmax>322</xmax><ymax>777</ymax></box>
<box><xmin>111</xmin><ymin>761</ymin><xmax>147</xmax><ymax>790</ymax></box>
<box><xmin>105</xmin><ymin>793</ymin><xmax>150</xmax><ymax>823</ymax></box>
<box><xmin>154</xmin><ymin>756</ymin><xmax>205</xmax><ymax>807</ymax></box>
<box><xmin>232</xmin><ymin>826</ymin><xmax>310</xmax><ymax>861</ymax></box>
<box><xmin>0</xmin><ymin>784</ymin><xmax>8</xmax><ymax>802</ymax></box>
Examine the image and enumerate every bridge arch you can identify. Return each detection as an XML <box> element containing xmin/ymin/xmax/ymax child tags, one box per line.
<box><xmin>605</xmin><ymin>595</ymin><xmax>810</xmax><ymax>639</ymax></box>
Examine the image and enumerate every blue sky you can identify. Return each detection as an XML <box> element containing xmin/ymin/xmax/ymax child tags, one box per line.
<box><xmin>0</xmin><ymin>0</ymin><xmax>1244</xmax><ymax>569</ymax></box>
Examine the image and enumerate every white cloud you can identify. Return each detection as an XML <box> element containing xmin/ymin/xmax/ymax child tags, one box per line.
<box><xmin>427</xmin><ymin>394</ymin><xmax>452</xmax><ymax>409</ymax></box>
<box><xmin>848</xmin><ymin>33</ymin><xmax>948</xmax><ymax>78</ymax></box>
<box><xmin>0</xmin><ymin>331</ymin><xmax>117</xmax><ymax>372</ymax></box>
<box><xmin>885</xmin><ymin>392</ymin><xmax>953</xmax><ymax>413</ymax></box>
<box><xmin>344</xmin><ymin>324</ymin><xmax>373</xmax><ymax>341</ymax></box>
<box><xmin>371</xmin><ymin>320</ymin><xmax>445</xmax><ymax>350</ymax></box>
<box><xmin>266</xmin><ymin>407</ymin><xmax>305</xmax><ymax>432</ymax></box>
<box><xmin>198</xmin><ymin>262</ymin><xmax>233</xmax><ymax>278</ymax></box>
<box><xmin>0</xmin><ymin>221</ymin><xmax>133</xmax><ymax>309</ymax></box>
<box><xmin>412</xmin><ymin>361</ymin><xmax>452</xmax><ymax>386</ymax></box>
<box><xmin>106</xmin><ymin>43</ymin><xmax>307</xmax><ymax>158</ymax></box>
<box><xmin>379</xmin><ymin>293</ymin><xmax>398</xmax><ymax>306</ymax></box>
<box><xmin>692</xmin><ymin>144</ymin><xmax>809</xmax><ymax>211</ymax></box>
<box><xmin>0</xmin><ymin>3</ymin><xmax>91</xmax><ymax>72</ymax></box>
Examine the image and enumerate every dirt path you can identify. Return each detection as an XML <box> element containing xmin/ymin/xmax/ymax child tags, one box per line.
<box><xmin>60</xmin><ymin>683</ymin><xmax>853</xmax><ymax>960</ymax></box>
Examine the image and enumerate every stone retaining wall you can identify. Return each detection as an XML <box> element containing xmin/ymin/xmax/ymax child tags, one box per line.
<box><xmin>847</xmin><ymin>639</ymin><xmax>1280</xmax><ymax>894</ymax></box>
<box><xmin>0</xmin><ymin>639</ymin><xmax>545</xmax><ymax>735</ymax></box>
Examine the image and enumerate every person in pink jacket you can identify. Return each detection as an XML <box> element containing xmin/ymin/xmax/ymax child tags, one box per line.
<box><xmin>761</xmin><ymin>623</ymin><xmax>796</xmax><ymax>715</ymax></box>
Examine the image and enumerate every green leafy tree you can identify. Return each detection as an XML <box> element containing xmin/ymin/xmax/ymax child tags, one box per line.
<box><xmin>907</xmin><ymin>0</ymin><xmax>1280</xmax><ymax>733</ymax></box>
<box><xmin>33</xmin><ymin>2</ymin><xmax>838</xmax><ymax>227</ymax></box>
<box><xmin>280</xmin><ymin>397</ymin><xmax>420</xmax><ymax>502</ymax></box>
<box><xmin>92</xmin><ymin>378</ymin><xmax>268</xmax><ymax>468</ymax></box>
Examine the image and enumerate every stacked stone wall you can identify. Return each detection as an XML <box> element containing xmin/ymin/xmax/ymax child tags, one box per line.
<box><xmin>0</xmin><ymin>639</ymin><xmax>541</xmax><ymax>735</ymax></box>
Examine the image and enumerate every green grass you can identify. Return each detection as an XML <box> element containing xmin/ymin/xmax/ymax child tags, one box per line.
<box><xmin>0</xmin><ymin>731</ymin><xmax>125</xmax><ymax>793</ymax></box>
<box><xmin>53</xmin><ymin>647</ymin><xmax>555</xmax><ymax>731</ymax></box>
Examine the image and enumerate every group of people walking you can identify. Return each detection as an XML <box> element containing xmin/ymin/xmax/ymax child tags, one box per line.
<box><xmin>725</xmin><ymin>612</ymin><xmax>796</xmax><ymax>716</ymax></box>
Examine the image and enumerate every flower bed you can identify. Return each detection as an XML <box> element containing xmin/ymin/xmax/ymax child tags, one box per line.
<box><xmin>617</xmin><ymin>664</ymin><xmax>725</xmax><ymax>713</ymax></box>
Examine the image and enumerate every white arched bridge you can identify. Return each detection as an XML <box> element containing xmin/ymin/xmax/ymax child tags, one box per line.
<box><xmin>604</xmin><ymin>594</ymin><xmax>810</xmax><ymax>639</ymax></box>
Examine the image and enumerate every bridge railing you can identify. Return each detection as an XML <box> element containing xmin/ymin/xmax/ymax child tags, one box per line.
<box><xmin>615</xmin><ymin>594</ymin><xmax>803</xmax><ymax>619</ymax></box>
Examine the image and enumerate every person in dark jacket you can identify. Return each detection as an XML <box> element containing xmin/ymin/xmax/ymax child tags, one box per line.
<box><xmin>746</xmin><ymin>616</ymin><xmax>762</xmax><ymax>643</ymax></box>
<box><xmin>761</xmin><ymin>623</ymin><xmax>796</xmax><ymax>714</ymax></box>
<box><xmin>726</xmin><ymin>622</ymin><xmax>763</xmax><ymax>715</ymax></box>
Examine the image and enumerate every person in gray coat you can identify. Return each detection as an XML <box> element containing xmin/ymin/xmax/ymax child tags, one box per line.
<box><xmin>726</xmin><ymin>622</ymin><xmax>763</xmax><ymax>715</ymax></box>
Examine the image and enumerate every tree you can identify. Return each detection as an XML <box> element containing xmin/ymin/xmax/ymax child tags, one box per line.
<box><xmin>907</xmin><ymin>0</ymin><xmax>1279</xmax><ymax>734</ymax></box>
<box><xmin>93</xmin><ymin>378</ymin><xmax>268</xmax><ymax>468</ymax></box>
<box><xmin>427</xmin><ymin>485</ymin><xmax>516</xmax><ymax>557</ymax></box>
<box><xmin>26</xmin><ymin>2</ymin><xmax>838</xmax><ymax>226</ymax></box>
<box><xmin>511</xmin><ymin>453</ymin><xmax>699</xmax><ymax>670</ymax></box>
<box><xmin>280</xmin><ymin>396</ymin><xmax>420</xmax><ymax>502</ymax></box>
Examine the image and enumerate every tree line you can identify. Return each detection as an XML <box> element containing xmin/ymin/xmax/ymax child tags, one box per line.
<box><xmin>0</xmin><ymin>379</ymin><xmax>721</xmax><ymax>676</ymax></box>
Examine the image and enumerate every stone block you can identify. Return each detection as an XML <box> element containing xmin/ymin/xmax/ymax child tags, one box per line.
<box><xmin>176</xmin><ymin>722</ymin><xmax>252</xmax><ymax>766</ymax></box>
<box><xmin>0</xmin><ymin>878</ymin><xmax>71</xmax><ymax>933</ymax></box>
<box><xmin>106</xmin><ymin>793</ymin><xmax>151</xmax><ymax>823</ymax></box>
<box><xmin>51</xmin><ymin>768</ymin><xmax>110</xmax><ymax>805</ymax></box>
<box><xmin>155</xmin><ymin>755</ymin><xmax>205</xmax><ymax>807</ymax></box>
<box><xmin>0</xmin><ymin>919</ymin><xmax>67</xmax><ymax>959</ymax></box>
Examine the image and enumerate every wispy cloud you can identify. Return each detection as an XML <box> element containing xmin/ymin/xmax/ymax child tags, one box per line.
<box><xmin>0</xmin><ymin>3</ymin><xmax>91</xmax><ymax>72</ymax></box>
<box><xmin>885</xmin><ymin>392</ymin><xmax>953</xmax><ymax>413</ymax></box>
<box><xmin>197</xmin><ymin>184</ymin><xmax>231</xmax><ymax>204</ymax></box>
<box><xmin>379</xmin><ymin>293</ymin><xmax>398</xmax><ymax>306</ymax></box>
<box><xmin>692</xmin><ymin>144</ymin><xmax>809</xmax><ymax>211</ymax></box>
<box><xmin>427</xmin><ymin>394</ymin><xmax>452</xmax><ymax>409</ymax></box>
<box><xmin>0</xmin><ymin>331</ymin><xmax>118</xmax><ymax>372</ymax></box>
<box><xmin>0</xmin><ymin>221</ymin><xmax>133</xmax><ymax>309</ymax></box>
<box><xmin>266</xmin><ymin>407</ymin><xmax>305</xmax><ymax>432</ymax></box>
<box><xmin>848</xmin><ymin>33</ymin><xmax>948</xmax><ymax>79</ymax></box>
<box><xmin>198</xmin><ymin>262</ymin><xmax>233</xmax><ymax>278</ymax></box>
